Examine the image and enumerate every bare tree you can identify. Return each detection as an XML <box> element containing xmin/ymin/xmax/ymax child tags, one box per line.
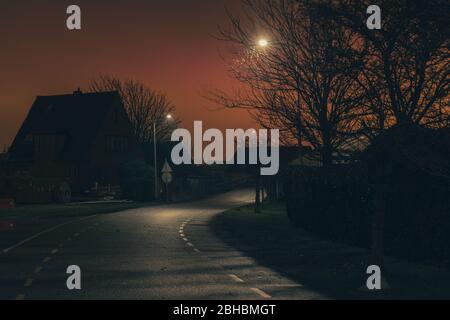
<box><xmin>323</xmin><ymin>0</ymin><xmax>450</xmax><ymax>132</ymax></box>
<box><xmin>208</xmin><ymin>0</ymin><xmax>367</xmax><ymax>167</ymax></box>
<box><xmin>317</xmin><ymin>0</ymin><xmax>450</xmax><ymax>273</ymax></box>
<box><xmin>91</xmin><ymin>75</ymin><xmax>180</xmax><ymax>144</ymax></box>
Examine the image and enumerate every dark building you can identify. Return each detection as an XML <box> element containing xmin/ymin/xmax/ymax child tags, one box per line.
<box><xmin>6</xmin><ymin>90</ymin><xmax>143</xmax><ymax>201</ymax></box>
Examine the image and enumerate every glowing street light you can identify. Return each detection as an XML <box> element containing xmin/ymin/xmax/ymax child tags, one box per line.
<box><xmin>166</xmin><ymin>114</ymin><xmax>173</xmax><ymax>120</ymax></box>
<box><xmin>258</xmin><ymin>38</ymin><xmax>269</xmax><ymax>48</ymax></box>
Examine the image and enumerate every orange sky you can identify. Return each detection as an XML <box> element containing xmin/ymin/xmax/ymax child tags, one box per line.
<box><xmin>0</xmin><ymin>0</ymin><xmax>255</xmax><ymax>149</ymax></box>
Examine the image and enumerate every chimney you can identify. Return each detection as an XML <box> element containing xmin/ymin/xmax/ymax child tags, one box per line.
<box><xmin>73</xmin><ymin>88</ymin><xmax>82</xmax><ymax>95</ymax></box>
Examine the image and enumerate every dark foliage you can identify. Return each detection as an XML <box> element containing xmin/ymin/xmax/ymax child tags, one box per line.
<box><xmin>286</xmin><ymin>165</ymin><xmax>372</xmax><ymax>247</ymax></box>
<box><xmin>119</xmin><ymin>160</ymin><xmax>154</xmax><ymax>202</ymax></box>
<box><xmin>286</xmin><ymin>125</ymin><xmax>450</xmax><ymax>265</ymax></box>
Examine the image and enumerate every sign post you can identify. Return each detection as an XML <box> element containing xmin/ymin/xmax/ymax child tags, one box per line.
<box><xmin>161</xmin><ymin>160</ymin><xmax>173</xmax><ymax>203</ymax></box>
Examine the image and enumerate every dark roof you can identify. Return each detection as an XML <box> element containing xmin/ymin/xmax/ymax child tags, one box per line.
<box><xmin>9</xmin><ymin>91</ymin><xmax>122</xmax><ymax>161</ymax></box>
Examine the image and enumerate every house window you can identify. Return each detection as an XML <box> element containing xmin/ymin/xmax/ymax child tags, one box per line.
<box><xmin>105</xmin><ymin>135</ymin><xmax>128</xmax><ymax>153</ymax></box>
<box><xmin>34</xmin><ymin>134</ymin><xmax>65</xmax><ymax>156</ymax></box>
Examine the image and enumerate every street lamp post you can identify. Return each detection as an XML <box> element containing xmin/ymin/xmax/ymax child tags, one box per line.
<box><xmin>153</xmin><ymin>121</ymin><xmax>158</xmax><ymax>200</ymax></box>
<box><xmin>257</xmin><ymin>37</ymin><xmax>303</xmax><ymax>164</ymax></box>
<box><xmin>153</xmin><ymin>114</ymin><xmax>173</xmax><ymax>201</ymax></box>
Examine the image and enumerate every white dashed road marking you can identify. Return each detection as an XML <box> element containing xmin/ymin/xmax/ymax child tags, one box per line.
<box><xmin>1</xmin><ymin>215</ymin><xmax>96</xmax><ymax>254</ymax></box>
<box><xmin>24</xmin><ymin>278</ymin><xmax>33</xmax><ymax>287</ymax></box>
<box><xmin>34</xmin><ymin>266</ymin><xmax>43</xmax><ymax>274</ymax></box>
<box><xmin>179</xmin><ymin>216</ymin><xmax>272</xmax><ymax>300</ymax></box>
<box><xmin>228</xmin><ymin>274</ymin><xmax>245</xmax><ymax>283</ymax></box>
<box><xmin>250</xmin><ymin>287</ymin><xmax>272</xmax><ymax>299</ymax></box>
<box><xmin>11</xmin><ymin>219</ymin><xmax>102</xmax><ymax>300</ymax></box>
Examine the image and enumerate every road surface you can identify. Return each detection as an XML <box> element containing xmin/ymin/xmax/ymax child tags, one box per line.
<box><xmin>0</xmin><ymin>190</ymin><xmax>323</xmax><ymax>300</ymax></box>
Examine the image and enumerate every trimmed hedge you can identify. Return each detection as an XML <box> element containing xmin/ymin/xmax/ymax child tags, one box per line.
<box><xmin>285</xmin><ymin>165</ymin><xmax>372</xmax><ymax>248</ymax></box>
<box><xmin>285</xmin><ymin>163</ymin><xmax>450</xmax><ymax>265</ymax></box>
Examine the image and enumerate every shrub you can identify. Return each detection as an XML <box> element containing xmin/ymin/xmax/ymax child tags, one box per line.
<box><xmin>119</xmin><ymin>160</ymin><xmax>154</xmax><ymax>202</ymax></box>
<box><xmin>285</xmin><ymin>165</ymin><xmax>372</xmax><ymax>248</ymax></box>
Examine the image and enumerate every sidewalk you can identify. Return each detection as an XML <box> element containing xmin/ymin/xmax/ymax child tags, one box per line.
<box><xmin>209</xmin><ymin>202</ymin><xmax>450</xmax><ymax>299</ymax></box>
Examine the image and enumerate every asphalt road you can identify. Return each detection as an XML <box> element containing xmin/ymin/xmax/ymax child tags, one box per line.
<box><xmin>0</xmin><ymin>190</ymin><xmax>323</xmax><ymax>300</ymax></box>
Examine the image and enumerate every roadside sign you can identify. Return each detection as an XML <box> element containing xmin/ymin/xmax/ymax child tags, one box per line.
<box><xmin>161</xmin><ymin>160</ymin><xmax>173</xmax><ymax>174</ymax></box>
<box><xmin>161</xmin><ymin>172</ymin><xmax>172</xmax><ymax>184</ymax></box>
<box><xmin>161</xmin><ymin>160</ymin><xmax>173</xmax><ymax>185</ymax></box>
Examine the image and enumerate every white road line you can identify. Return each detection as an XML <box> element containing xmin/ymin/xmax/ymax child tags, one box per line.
<box><xmin>34</xmin><ymin>266</ymin><xmax>43</xmax><ymax>274</ymax></box>
<box><xmin>186</xmin><ymin>242</ymin><xmax>194</xmax><ymax>247</ymax></box>
<box><xmin>51</xmin><ymin>249</ymin><xmax>58</xmax><ymax>254</ymax></box>
<box><xmin>24</xmin><ymin>278</ymin><xmax>33</xmax><ymax>287</ymax></box>
<box><xmin>182</xmin><ymin>237</ymin><xmax>188</xmax><ymax>241</ymax></box>
<box><xmin>193</xmin><ymin>248</ymin><xmax>201</xmax><ymax>253</ymax></box>
<box><xmin>180</xmin><ymin>233</ymin><xmax>185</xmax><ymax>237</ymax></box>
<box><xmin>250</xmin><ymin>288</ymin><xmax>272</xmax><ymax>299</ymax></box>
<box><xmin>16</xmin><ymin>294</ymin><xmax>25</xmax><ymax>300</ymax></box>
<box><xmin>228</xmin><ymin>274</ymin><xmax>245</xmax><ymax>283</ymax></box>
<box><xmin>2</xmin><ymin>215</ymin><xmax>96</xmax><ymax>254</ymax></box>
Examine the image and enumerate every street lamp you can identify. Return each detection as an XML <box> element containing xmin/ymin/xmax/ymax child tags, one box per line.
<box><xmin>153</xmin><ymin>114</ymin><xmax>173</xmax><ymax>200</ymax></box>
<box><xmin>258</xmin><ymin>38</ymin><xmax>269</xmax><ymax>48</ymax></box>
<box><xmin>255</xmin><ymin>37</ymin><xmax>303</xmax><ymax>163</ymax></box>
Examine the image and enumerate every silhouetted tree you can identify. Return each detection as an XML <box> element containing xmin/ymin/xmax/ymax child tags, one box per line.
<box><xmin>321</xmin><ymin>0</ymin><xmax>450</xmax><ymax>135</ymax></box>
<box><xmin>318</xmin><ymin>0</ymin><xmax>450</xmax><ymax>271</ymax></box>
<box><xmin>208</xmin><ymin>0</ymin><xmax>366</xmax><ymax>167</ymax></box>
<box><xmin>91</xmin><ymin>75</ymin><xmax>180</xmax><ymax>144</ymax></box>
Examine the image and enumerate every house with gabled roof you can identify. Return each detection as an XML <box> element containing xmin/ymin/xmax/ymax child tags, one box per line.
<box><xmin>7</xmin><ymin>89</ymin><xmax>143</xmax><ymax>200</ymax></box>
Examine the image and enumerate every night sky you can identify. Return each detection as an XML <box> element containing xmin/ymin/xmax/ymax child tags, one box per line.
<box><xmin>0</xmin><ymin>0</ymin><xmax>253</xmax><ymax>149</ymax></box>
